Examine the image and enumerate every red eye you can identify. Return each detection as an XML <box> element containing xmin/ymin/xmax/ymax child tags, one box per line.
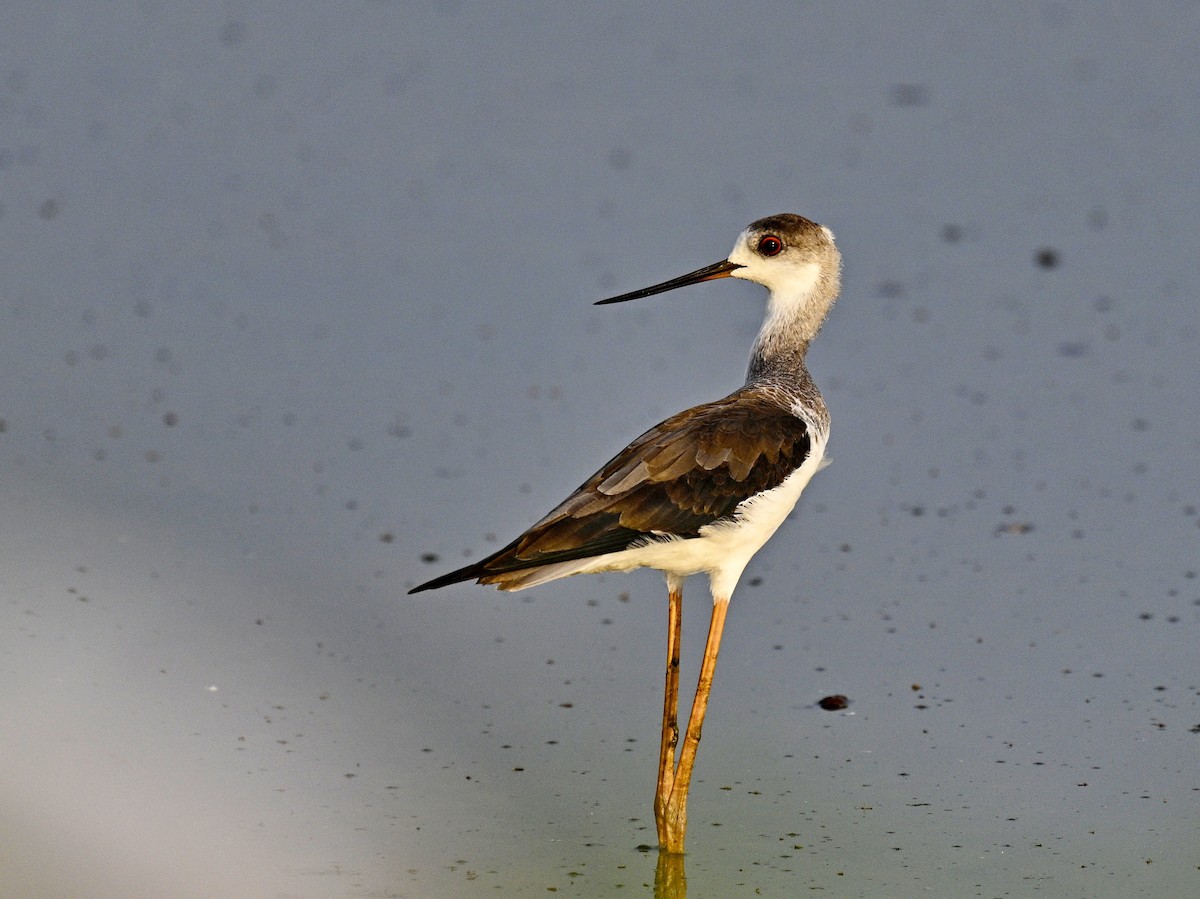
<box><xmin>757</xmin><ymin>235</ymin><xmax>783</xmax><ymax>256</ymax></box>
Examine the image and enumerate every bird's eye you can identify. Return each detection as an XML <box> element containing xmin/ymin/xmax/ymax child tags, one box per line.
<box><xmin>757</xmin><ymin>235</ymin><xmax>783</xmax><ymax>256</ymax></box>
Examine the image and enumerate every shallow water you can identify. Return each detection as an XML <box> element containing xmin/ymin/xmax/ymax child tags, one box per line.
<box><xmin>2</xmin><ymin>3</ymin><xmax>1197</xmax><ymax>897</ymax></box>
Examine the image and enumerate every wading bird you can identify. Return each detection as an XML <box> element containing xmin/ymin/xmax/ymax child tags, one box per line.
<box><xmin>410</xmin><ymin>213</ymin><xmax>841</xmax><ymax>854</ymax></box>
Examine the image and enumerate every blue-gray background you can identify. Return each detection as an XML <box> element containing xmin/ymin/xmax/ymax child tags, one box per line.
<box><xmin>1</xmin><ymin>4</ymin><xmax>1196</xmax><ymax>897</ymax></box>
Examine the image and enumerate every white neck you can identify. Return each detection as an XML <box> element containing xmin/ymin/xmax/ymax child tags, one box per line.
<box><xmin>744</xmin><ymin>262</ymin><xmax>835</xmax><ymax>384</ymax></box>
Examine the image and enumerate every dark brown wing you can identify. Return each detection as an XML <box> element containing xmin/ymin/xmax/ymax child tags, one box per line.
<box><xmin>409</xmin><ymin>388</ymin><xmax>812</xmax><ymax>593</ymax></box>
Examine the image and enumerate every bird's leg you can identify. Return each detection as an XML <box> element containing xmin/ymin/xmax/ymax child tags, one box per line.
<box><xmin>658</xmin><ymin>597</ymin><xmax>730</xmax><ymax>855</ymax></box>
<box><xmin>655</xmin><ymin>582</ymin><xmax>684</xmax><ymax>848</ymax></box>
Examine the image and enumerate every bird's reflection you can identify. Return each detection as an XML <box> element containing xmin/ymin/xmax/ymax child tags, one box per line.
<box><xmin>653</xmin><ymin>849</ymin><xmax>686</xmax><ymax>899</ymax></box>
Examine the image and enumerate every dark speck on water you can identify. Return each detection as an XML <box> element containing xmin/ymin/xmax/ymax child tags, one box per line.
<box><xmin>1035</xmin><ymin>247</ymin><xmax>1060</xmax><ymax>269</ymax></box>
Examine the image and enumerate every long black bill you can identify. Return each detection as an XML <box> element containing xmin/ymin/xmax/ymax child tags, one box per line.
<box><xmin>595</xmin><ymin>259</ymin><xmax>744</xmax><ymax>305</ymax></box>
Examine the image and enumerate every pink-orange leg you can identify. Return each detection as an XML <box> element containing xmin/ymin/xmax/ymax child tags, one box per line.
<box><xmin>656</xmin><ymin>596</ymin><xmax>730</xmax><ymax>855</ymax></box>
<box><xmin>655</xmin><ymin>584</ymin><xmax>684</xmax><ymax>847</ymax></box>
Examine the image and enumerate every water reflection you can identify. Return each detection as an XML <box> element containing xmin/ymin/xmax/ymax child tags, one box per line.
<box><xmin>654</xmin><ymin>850</ymin><xmax>686</xmax><ymax>898</ymax></box>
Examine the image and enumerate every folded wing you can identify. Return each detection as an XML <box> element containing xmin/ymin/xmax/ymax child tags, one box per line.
<box><xmin>409</xmin><ymin>388</ymin><xmax>812</xmax><ymax>592</ymax></box>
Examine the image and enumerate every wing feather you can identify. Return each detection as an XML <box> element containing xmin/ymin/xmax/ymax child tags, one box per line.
<box><xmin>409</xmin><ymin>388</ymin><xmax>814</xmax><ymax>590</ymax></box>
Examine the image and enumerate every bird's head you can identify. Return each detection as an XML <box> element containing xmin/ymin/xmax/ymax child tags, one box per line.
<box><xmin>596</xmin><ymin>213</ymin><xmax>840</xmax><ymax>322</ymax></box>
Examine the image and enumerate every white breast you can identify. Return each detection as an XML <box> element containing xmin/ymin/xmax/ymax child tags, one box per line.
<box><xmin>693</xmin><ymin>428</ymin><xmax>828</xmax><ymax>598</ymax></box>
